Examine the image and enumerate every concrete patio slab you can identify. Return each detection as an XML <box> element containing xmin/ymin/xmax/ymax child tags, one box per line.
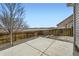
<box><xmin>44</xmin><ymin>40</ymin><xmax>73</xmax><ymax>56</ymax></box>
<box><xmin>41</xmin><ymin>54</ymin><xmax>47</xmax><ymax>56</ymax></box>
<box><xmin>46</xmin><ymin>36</ymin><xmax>74</xmax><ymax>43</ymax></box>
<box><xmin>56</xmin><ymin>36</ymin><xmax>74</xmax><ymax>43</ymax></box>
<box><xmin>0</xmin><ymin>43</ymin><xmax>42</xmax><ymax>56</ymax></box>
<box><xmin>26</xmin><ymin>37</ymin><xmax>55</xmax><ymax>52</ymax></box>
<box><xmin>0</xmin><ymin>37</ymin><xmax>73</xmax><ymax>56</ymax></box>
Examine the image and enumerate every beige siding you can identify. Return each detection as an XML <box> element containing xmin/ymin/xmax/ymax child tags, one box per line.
<box><xmin>75</xmin><ymin>4</ymin><xmax>79</xmax><ymax>48</ymax></box>
<box><xmin>67</xmin><ymin>22</ymin><xmax>73</xmax><ymax>28</ymax></box>
<box><xmin>57</xmin><ymin>15</ymin><xmax>73</xmax><ymax>28</ymax></box>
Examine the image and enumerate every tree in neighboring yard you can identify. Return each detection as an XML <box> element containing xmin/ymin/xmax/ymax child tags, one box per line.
<box><xmin>0</xmin><ymin>3</ymin><xmax>28</xmax><ymax>46</ymax></box>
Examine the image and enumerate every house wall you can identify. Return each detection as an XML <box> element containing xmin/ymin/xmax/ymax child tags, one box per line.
<box><xmin>73</xmin><ymin>3</ymin><xmax>79</xmax><ymax>56</ymax></box>
<box><xmin>57</xmin><ymin>22</ymin><xmax>73</xmax><ymax>28</ymax></box>
<box><xmin>67</xmin><ymin>22</ymin><xmax>73</xmax><ymax>28</ymax></box>
<box><xmin>57</xmin><ymin>15</ymin><xmax>73</xmax><ymax>28</ymax></box>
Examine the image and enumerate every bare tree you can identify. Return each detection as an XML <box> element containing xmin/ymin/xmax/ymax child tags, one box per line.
<box><xmin>0</xmin><ymin>3</ymin><xmax>28</xmax><ymax>46</ymax></box>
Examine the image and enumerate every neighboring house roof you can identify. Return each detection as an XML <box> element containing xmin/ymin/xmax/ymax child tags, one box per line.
<box><xmin>57</xmin><ymin>14</ymin><xmax>73</xmax><ymax>27</ymax></box>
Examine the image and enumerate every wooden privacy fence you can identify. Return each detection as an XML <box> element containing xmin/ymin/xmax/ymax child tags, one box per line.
<box><xmin>0</xmin><ymin>28</ymin><xmax>73</xmax><ymax>45</ymax></box>
<box><xmin>51</xmin><ymin>28</ymin><xmax>73</xmax><ymax>36</ymax></box>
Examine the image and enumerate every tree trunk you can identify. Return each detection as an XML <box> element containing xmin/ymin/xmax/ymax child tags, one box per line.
<box><xmin>10</xmin><ymin>31</ymin><xmax>13</xmax><ymax>46</ymax></box>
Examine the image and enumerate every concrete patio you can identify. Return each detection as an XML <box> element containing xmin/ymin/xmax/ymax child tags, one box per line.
<box><xmin>0</xmin><ymin>37</ymin><xmax>73</xmax><ymax>56</ymax></box>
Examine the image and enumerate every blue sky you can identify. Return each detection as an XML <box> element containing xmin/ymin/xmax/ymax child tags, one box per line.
<box><xmin>24</xmin><ymin>3</ymin><xmax>73</xmax><ymax>28</ymax></box>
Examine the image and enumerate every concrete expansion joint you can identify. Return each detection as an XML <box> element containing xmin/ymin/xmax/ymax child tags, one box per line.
<box><xmin>25</xmin><ymin>43</ymin><xmax>49</xmax><ymax>56</ymax></box>
<box><xmin>40</xmin><ymin>40</ymin><xmax>56</xmax><ymax>56</ymax></box>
